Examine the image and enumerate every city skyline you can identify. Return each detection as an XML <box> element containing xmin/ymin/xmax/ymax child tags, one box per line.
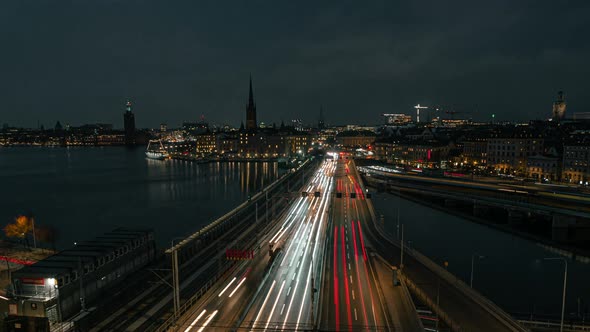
<box><xmin>1</xmin><ymin>1</ymin><xmax>589</xmax><ymax>128</ymax></box>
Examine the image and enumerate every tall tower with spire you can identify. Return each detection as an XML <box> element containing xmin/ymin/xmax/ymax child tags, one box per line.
<box><xmin>246</xmin><ymin>76</ymin><xmax>257</xmax><ymax>131</ymax></box>
<box><xmin>123</xmin><ymin>100</ymin><xmax>136</xmax><ymax>145</ymax></box>
<box><xmin>318</xmin><ymin>105</ymin><xmax>325</xmax><ymax>129</ymax></box>
<box><xmin>552</xmin><ymin>91</ymin><xmax>566</xmax><ymax>122</ymax></box>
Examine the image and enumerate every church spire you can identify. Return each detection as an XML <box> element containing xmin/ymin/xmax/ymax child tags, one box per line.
<box><xmin>246</xmin><ymin>75</ymin><xmax>257</xmax><ymax>130</ymax></box>
<box><xmin>248</xmin><ymin>74</ymin><xmax>255</xmax><ymax>107</ymax></box>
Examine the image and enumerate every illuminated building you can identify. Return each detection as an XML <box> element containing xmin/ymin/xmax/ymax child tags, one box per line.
<box><xmin>552</xmin><ymin>91</ymin><xmax>567</xmax><ymax>122</ymax></box>
<box><xmin>382</xmin><ymin>114</ymin><xmax>412</xmax><ymax>125</ymax></box>
<box><xmin>562</xmin><ymin>134</ymin><xmax>590</xmax><ymax>184</ymax></box>
<box><xmin>486</xmin><ymin>129</ymin><xmax>544</xmax><ymax>174</ymax></box>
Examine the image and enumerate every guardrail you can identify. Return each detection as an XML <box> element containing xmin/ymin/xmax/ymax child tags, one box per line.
<box><xmin>353</xmin><ymin>161</ymin><xmax>528</xmax><ymax>332</ymax></box>
<box><xmin>517</xmin><ymin>319</ymin><xmax>590</xmax><ymax>331</ymax></box>
<box><xmin>167</xmin><ymin>159</ymin><xmax>316</xmax><ymax>254</ymax></box>
<box><xmin>154</xmin><ymin>159</ymin><xmax>320</xmax><ymax>331</ymax></box>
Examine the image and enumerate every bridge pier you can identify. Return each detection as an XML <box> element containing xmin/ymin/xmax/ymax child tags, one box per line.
<box><xmin>444</xmin><ymin>198</ymin><xmax>458</xmax><ymax>208</ymax></box>
<box><xmin>552</xmin><ymin>215</ymin><xmax>575</xmax><ymax>242</ymax></box>
<box><xmin>472</xmin><ymin>203</ymin><xmax>490</xmax><ymax>218</ymax></box>
<box><xmin>507</xmin><ymin>210</ymin><xmax>525</xmax><ymax>225</ymax></box>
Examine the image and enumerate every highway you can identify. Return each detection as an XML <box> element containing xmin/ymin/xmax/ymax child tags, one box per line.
<box><xmin>176</xmin><ymin>160</ymin><xmax>335</xmax><ymax>331</ymax></box>
<box><xmin>319</xmin><ymin>159</ymin><xmax>391</xmax><ymax>331</ymax></box>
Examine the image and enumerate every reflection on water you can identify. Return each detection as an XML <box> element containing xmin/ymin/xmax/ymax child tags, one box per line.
<box><xmin>371</xmin><ymin>192</ymin><xmax>590</xmax><ymax>319</ymax></box>
<box><xmin>0</xmin><ymin>147</ymin><xmax>284</xmax><ymax>250</ymax></box>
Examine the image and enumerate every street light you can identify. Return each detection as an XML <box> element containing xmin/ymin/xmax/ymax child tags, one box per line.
<box><xmin>543</xmin><ymin>257</ymin><xmax>568</xmax><ymax>332</ymax></box>
<box><xmin>470</xmin><ymin>253</ymin><xmax>485</xmax><ymax>288</ymax></box>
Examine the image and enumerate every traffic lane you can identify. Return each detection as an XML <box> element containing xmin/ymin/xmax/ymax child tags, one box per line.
<box><xmin>350</xmin><ymin>219</ymin><xmax>383</xmax><ymax>331</ymax></box>
<box><xmin>247</xmin><ymin>189</ymin><xmax>330</xmax><ymax>330</ymax></box>
<box><xmin>362</xmin><ymin>218</ymin><xmax>516</xmax><ymax>332</ymax></box>
<box><xmin>179</xmin><ymin>244</ymin><xmax>268</xmax><ymax>331</ymax></box>
<box><xmin>372</xmin><ymin>256</ymin><xmax>423</xmax><ymax>332</ymax></box>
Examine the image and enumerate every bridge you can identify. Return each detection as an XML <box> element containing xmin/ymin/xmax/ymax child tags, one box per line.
<box><xmin>358</xmin><ymin>166</ymin><xmax>590</xmax><ymax>245</ymax></box>
<box><xmin>78</xmin><ymin>157</ymin><xmax>535</xmax><ymax>331</ymax></box>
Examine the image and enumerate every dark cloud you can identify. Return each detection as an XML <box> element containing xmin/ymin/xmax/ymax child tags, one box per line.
<box><xmin>0</xmin><ymin>0</ymin><xmax>588</xmax><ymax>128</ymax></box>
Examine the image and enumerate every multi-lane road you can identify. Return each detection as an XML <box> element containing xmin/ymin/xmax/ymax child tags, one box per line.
<box><xmin>319</xmin><ymin>159</ymin><xmax>391</xmax><ymax>331</ymax></box>
<box><xmin>175</xmin><ymin>158</ymin><xmax>425</xmax><ymax>331</ymax></box>
<box><xmin>177</xmin><ymin>160</ymin><xmax>335</xmax><ymax>331</ymax></box>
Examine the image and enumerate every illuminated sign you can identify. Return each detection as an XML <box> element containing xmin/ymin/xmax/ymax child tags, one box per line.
<box><xmin>21</xmin><ymin>278</ymin><xmax>45</xmax><ymax>285</ymax></box>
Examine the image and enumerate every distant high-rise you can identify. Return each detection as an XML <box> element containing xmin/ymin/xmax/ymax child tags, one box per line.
<box><xmin>124</xmin><ymin>100</ymin><xmax>136</xmax><ymax>145</ymax></box>
<box><xmin>552</xmin><ymin>91</ymin><xmax>566</xmax><ymax>121</ymax></box>
<box><xmin>246</xmin><ymin>76</ymin><xmax>257</xmax><ymax>131</ymax></box>
<box><xmin>318</xmin><ymin>106</ymin><xmax>325</xmax><ymax>129</ymax></box>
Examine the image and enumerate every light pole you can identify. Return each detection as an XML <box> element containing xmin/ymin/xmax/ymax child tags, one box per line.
<box><xmin>170</xmin><ymin>237</ymin><xmax>183</xmax><ymax>320</ymax></box>
<box><xmin>544</xmin><ymin>257</ymin><xmax>568</xmax><ymax>332</ymax></box>
<box><xmin>400</xmin><ymin>224</ymin><xmax>404</xmax><ymax>271</ymax></box>
<box><xmin>470</xmin><ymin>253</ymin><xmax>485</xmax><ymax>288</ymax></box>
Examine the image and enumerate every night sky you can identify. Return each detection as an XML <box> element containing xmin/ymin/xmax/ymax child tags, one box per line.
<box><xmin>1</xmin><ymin>1</ymin><xmax>589</xmax><ymax>128</ymax></box>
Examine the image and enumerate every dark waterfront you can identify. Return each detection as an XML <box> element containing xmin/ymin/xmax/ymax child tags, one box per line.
<box><xmin>372</xmin><ymin>192</ymin><xmax>590</xmax><ymax>319</ymax></box>
<box><xmin>0</xmin><ymin>147</ymin><xmax>283</xmax><ymax>249</ymax></box>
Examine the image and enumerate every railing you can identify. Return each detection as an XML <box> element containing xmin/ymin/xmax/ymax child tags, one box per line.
<box><xmin>517</xmin><ymin>319</ymin><xmax>590</xmax><ymax>331</ymax></box>
<box><xmin>167</xmin><ymin>158</ymin><xmax>316</xmax><ymax>254</ymax></box>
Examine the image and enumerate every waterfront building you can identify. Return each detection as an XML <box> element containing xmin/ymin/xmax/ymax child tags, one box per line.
<box><xmin>486</xmin><ymin>127</ymin><xmax>544</xmax><ymax>175</ymax></box>
<box><xmin>526</xmin><ymin>151</ymin><xmax>561</xmax><ymax>182</ymax></box>
<box><xmin>194</xmin><ymin>132</ymin><xmax>216</xmax><ymax>154</ymax></box>
<box><xmin>7</xmin><ymin>228</ymin><xmax>156</xmax><ymax>328</ymax></box>
<box><xmin>123</xmin><ymin>100</ymin><xmax>136</xmax><ymax>145</ymax></box>
<box><xmin>562</xmin><ymin>134</ymin><xmax>590</xmax><ymax>184</ymax></box>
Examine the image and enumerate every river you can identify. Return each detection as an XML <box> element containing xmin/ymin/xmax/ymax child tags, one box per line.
<box><xmin>371</xmin><ymin>192</ymin><xmax>590</xmax><ymax>320</ymax></box>
<box><xmin>0</xmin><ymin>147</ymin><xmax>283</xmax><ymax>250</ymax></box>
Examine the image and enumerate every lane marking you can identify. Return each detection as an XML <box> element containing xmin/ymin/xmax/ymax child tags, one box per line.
<box><xmin>354</xmin><ymin>308</ymin><xmax>358</xmax><ymax>321</ymax></box>
<box><xmin>287</xmin><ymin>286</ymin><xmax>291</xmax><ymax>297</ymax></box>
<box><xmin>280</xmin><ymin>303</ymin><xmax>286</xmax><ymax>315</ymax></box>
<box><xmin>352</xmin><ymin>290</ymin><xmax>355</xmax><ymax>300</ymax></box>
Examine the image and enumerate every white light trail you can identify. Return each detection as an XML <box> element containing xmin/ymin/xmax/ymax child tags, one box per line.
<box><xmin>252</xmin><ymin>280</ymin><xmax>277</xmax><ymax>331</ymax></box>
<box><xmin>265</xmin><ymin>280</ymin><xmax>286</xmax><ymax>330</ymax></box>
<box><xmin>228</xmin><ymin>277</ymin><xmax>246</xmax><ymax>298</ymax></box>
<box><xmin>218</xmin><ymin>277</ymin><xmax>237</xmax><ymax>297</ymax></box>
<box><xmin>184</xmin><ymin>309</ymin><xmax>206</xmax><ymax>332</ymax></box>
<box><xmin>196</xmin><ymin>310</ymin><xmax>218</xmax><ymax>332</ymax></box>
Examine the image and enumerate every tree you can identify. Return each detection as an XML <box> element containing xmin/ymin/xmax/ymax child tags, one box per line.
<box><xmin>4</xmin><ymin>215</ymin><xmax>33</xmax><ymax>247</ymax></box>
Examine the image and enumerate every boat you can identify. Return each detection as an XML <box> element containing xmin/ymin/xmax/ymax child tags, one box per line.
<box><xmin>145</xmin><ymin>140</ymin><xmax>170</xmax><ymax>160</ymax></box>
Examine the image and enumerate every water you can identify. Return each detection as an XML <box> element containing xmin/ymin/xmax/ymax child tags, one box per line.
<box><xmin>0</xmin><ymin>147</ymin><xmax>283</xmax><ymax>249</ymax></box>
<box><xmin>372</xmin><ymin>192</ymin><xmax>590</xmax><ymax>319</ymax></box>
